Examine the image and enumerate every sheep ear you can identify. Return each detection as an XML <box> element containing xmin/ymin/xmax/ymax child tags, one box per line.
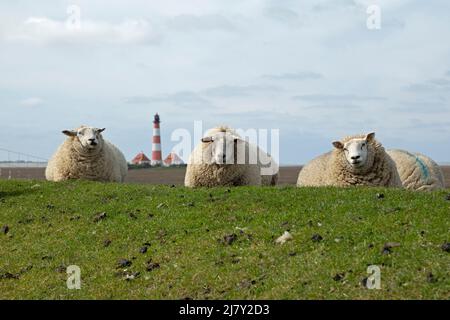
<box><xmin>332</xmin><ymin>141</ymin><xmax>344</xmax><ymax>149</ymax></box>
<box><xmin>97</xmin><ymin>128</ymin><xmax>106</xmax><ymax>133</ymax></box>
<box><xmin>63</xmin><ymin>130</ymin><xmax>77</xmax><ymax>137</ymax></box>
<box><xmin>365</xmin><ymin>132</ymin><xmax>375</xmax><ymax>142</ymax></box>
<box><xmin>201</xmin><ymin>137</ymin><xmax>214</xmax><ymax>143</ymax></box>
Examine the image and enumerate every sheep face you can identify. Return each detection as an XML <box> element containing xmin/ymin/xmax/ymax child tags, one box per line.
<box><xmin>333</xmin><ymin>133</ymin><xmax>375</xmax><ymax>171</ymax></box>
<box><xmin>63</xmin><ymin>126</ymin><xmax>105</xmax><ymax>152</ymax></box>
<box><xmin>201</xmin><ymin>133</ymin><xmax>238</xmax><ymax>165</ymax></box>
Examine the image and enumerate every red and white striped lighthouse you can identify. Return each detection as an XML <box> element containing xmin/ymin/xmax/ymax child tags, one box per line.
<box><xmin>151</xmin><ymin>113</ymin><xmax>162</xmax><ymax>166</ymax></box>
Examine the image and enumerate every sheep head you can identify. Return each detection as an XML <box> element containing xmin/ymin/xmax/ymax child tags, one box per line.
<box><xmin>332</xmin><ymin>132</ymin><xmax>376</xmax><ymax>172</ymax></box>
<box><xmin>201</xmin><ymin>132</ymin><xmax>240</xmax><ymax>165</ymax></box>
<box><xmin>63</xmin><ymin>126</ymin><xmax>106</xmax><ymax>152</ymax></box>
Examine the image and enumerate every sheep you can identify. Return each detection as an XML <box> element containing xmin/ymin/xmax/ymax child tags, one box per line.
<box><xmin>297</xmin><ymin>132</ymin><xmax>402</xmax><ymax>187</ymax></box>
<box><xmin>45</xmin><ymin>126</ymin><xmax>128</xmax><ymax>183</ymax></box>
<box><xmin>184</xmin><ymin>126</ymin><xmax>278</xmax><ymax>187</ymax></box>
<box><xmin>386</xmin><ymin>149</ymin><xmax>445</xmax><ymax>191</ymax></box>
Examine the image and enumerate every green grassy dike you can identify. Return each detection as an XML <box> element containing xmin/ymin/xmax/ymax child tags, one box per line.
<box><xmin>0</xmin><ymin>180</ymin><xmax>449</xmax><ymax>299</ymax></box>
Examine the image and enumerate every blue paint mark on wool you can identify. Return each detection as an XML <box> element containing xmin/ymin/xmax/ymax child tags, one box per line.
<box><xmin>397</xmin><ymin>149</ymin><xmax>430</xmax><ymax>181</ymax></box>
<box><xmin>415</xmin><ymin>156</ymin><xmax>429</xmax><ymax>180</ymax></box>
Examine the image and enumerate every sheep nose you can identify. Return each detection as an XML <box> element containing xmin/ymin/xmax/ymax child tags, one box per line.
<box><xmin>222</xmin><ymin>154</ymin><xmax>227</xmax><ymax>162</ymax></box>
<box><xmin>351</xmin><ymin>155</ymin><xmax>361</xmax><ymax>160</ymax></box>
<box><xmin>88</xmin><ymin>138</ymin><xmax>95</xmax><ymax>142</ymax></box>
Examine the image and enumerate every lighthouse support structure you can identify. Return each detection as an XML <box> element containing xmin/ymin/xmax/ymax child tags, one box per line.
<box><xmin>151</xmin><ymin>113</ymin><xmax>163</xmax><ymax>166</ymax></box>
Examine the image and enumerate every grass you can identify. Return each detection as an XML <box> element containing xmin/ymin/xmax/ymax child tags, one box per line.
<box><xmin>0</xmin><ymin>179</ymin><xmax>449</xmax><ymax>300</ymax></box>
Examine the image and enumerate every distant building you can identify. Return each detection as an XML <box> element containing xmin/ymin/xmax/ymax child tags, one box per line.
<box><xmin>131</xmin><ymin>113</ymin><xmax>184</xmax><ymax>168</ymax></box>
<box><xmin>131</xmin><ymin>152</ymin><xmax>151</xmax><ymax>165</ymax></box>
<box><xmin>163</xmin><ymin>152</ymin><xmax>184</xmax><ymax>166</ymax></box>
<box><xmin>151</xmin><ymin>113</ymin><xmax>162</xmax><ymax>166</ymax></box>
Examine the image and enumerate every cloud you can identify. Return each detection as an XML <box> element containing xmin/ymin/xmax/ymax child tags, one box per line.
<box><xmin>123</xmin><ymin>83</ymin><xmax>283</xmax><ymax>110</ymax></box>
<box><xmin>262</xmin><ymin>71</ymin><xmax>324</xmax><ymax>81</ymax></box>
<box><xmin>19</xmin><ymin>97</ymin><xmax>44</xmax><ymax>107</ymax></box>
<box><xmin>405</xmin><ymin>71</ymin><xmax>450</xmax><ymax>93</ymax></box>
<box><xmin>167</xmin><ymin>14</ymin><xmax>235</xmax><ymax>32</ymax></box>
<box><xmin>406</xmin><ymin>118</ymin><xmax>450</xmax><ymax>133</ymax></box>
<box><xmin>312</xmin><ymin>0</ymin><xmax>358</xmax><ymax>12</ymax></box>
<box><xmin>303</xmin><ymin>103</ymin><xmax>362</xmax><ymax>111</ymax></box>
<box><xmin>123</xmin><ymin>91</ymin><xmax>212</xmax><ymax>109</ymax></box>
<box><xmin>203</xmin><ymin>84</ymin><xmax>282</xmax><ymax>97</ymax></box>
<box><xmin>393</xmin><ymin>101</ymin><xmax>449</xmax><ymax>114</ymax></box>
<box><xmin>429</xmin><ymin>78</ymin><xmax>450</xmax><ymax>86</ymax></box>
<box><xmin>2</xmin><ymin>17</ymin><xmax>162</xmax><ymax>46</ymax></box>
<box><xmin>263</xmin><ymin>6</ymin><xmax>302</xmax><ymax>26</ymax></box>
<box><xmin>383</xmin><ymin>18</ymin><xmax>406</xmax><ymax>30</ymax></box>
<box><xmin>292</xmin><ymin>94</ymin><xmax>387</xmax><ymax>102</ymax></box>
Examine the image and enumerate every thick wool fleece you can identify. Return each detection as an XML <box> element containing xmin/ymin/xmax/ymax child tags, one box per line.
<box><xmin>184</xmin><ymin>140</ymin><xmax>262</xmax><ymax>187</ymax></box>
<box><xmin>296</xmin><ymin>152</ymin><xmax>332</xmax><ymax>186</ymax></box>
<box><xmin>45</xmin><ymin>133</ymin><xmax>127</xmax><ymax>183</ymax></box>
<box><xmin>184</xmin><ymin>127</ymin><xmax>263</xmax><ymax>187</ymax></box>
<box><xmin>297</xmin><ymin>135</ymin><xmax>402</xmax><ymax>187</ymax></box>
<box><xmin>206</xmin><ymin>126</ymin><xmax>279</xmax><ymax>186</ymax></box>
<box><xmin>387</xmin><ymin>149</ymin><xmax>445</xmax><ymax>191</ymax></box>
<box><xmin>205</xmin><ymin>126</ymin><xmax>239</xmax><ymax>137</ymax></box>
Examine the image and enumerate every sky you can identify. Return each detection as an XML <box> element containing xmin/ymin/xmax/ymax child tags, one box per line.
<box><xmin>0</xmin><ymin>0</ymin><xmax>449</xmax><ymax>165</ymax></box>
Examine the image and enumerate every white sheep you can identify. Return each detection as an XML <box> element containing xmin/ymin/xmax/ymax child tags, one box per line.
<box><xmin>184</xmin><ymin>126</ymin><xmax>278</xmax><ymax>187</ymax></box>
<box><xmin>297</xmin><ymin>132</ymin><xmax>402</xmax><ymax>187</ymax></box>
<box><xmin>387</xmin><ymin>149</ymin><xmax>445</xmax><ymax>191</ymax></box>
<box><xmin>45</xmin><ymin>126</ymin><xmax>128</xmax><ymax>183</ymax></box>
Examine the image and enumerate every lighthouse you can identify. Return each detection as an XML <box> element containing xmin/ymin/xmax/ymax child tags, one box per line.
<box><xmin>151</xmin><ymin>113</ymin><xmax>162</xmax><ymax>166</ymax></box>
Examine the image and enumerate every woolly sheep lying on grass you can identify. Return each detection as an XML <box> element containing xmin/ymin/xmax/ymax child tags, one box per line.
<box><xmin>297</xmin><ymin>132</ymin><xmax>402</xmax><ymax>187</ymax></box>
<box><xmin>184</xmin><ymin>126</ymin><xmax>278</xmax><ymax>187</ymax></box>
<box><xmin>45</xmin><ymin>126</ymin><xmax>128</xmax><ymax>183</ymax></box>
<box><xmin>387</xmin><ymin>149</ymin><xmax>445</xmax><ymax>191</ymax></box>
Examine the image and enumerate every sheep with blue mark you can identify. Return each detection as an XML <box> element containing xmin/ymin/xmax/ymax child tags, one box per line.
<box><xmin>297</xmin><ymin>132</ymin><xmax>402</xmax><ymax>187</ymax></box>
<box><xmin>386</xmin><ymin>149</ymin><xmax>445</xmax><ymax>191</ymax></box>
